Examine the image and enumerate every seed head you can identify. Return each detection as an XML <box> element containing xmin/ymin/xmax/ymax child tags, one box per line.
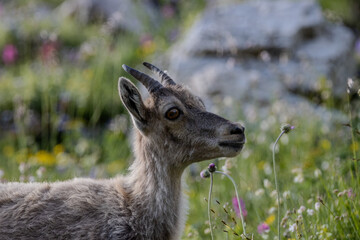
<box><xmin>200</xmin><ymin>170</ymin><xmax>210</xmax><ymax>178</ymax></box>
<box><xmin>208</xmin><ymin>163</ymin><xmax>216</xmax><ymax>173</ymax></box>
<box><xmin>281</xmin><ymin>124</ymin><xmax>295</xmax><ymax>134</ymax></box>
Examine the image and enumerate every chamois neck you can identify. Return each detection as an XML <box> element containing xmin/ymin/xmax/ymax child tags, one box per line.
<box><xmin>128</xmin><ymin>132</ymin><xmax>184</xmax><ymax>197</ymax></box>
<box><xmin>124</xmin><ymin>132</ymin><xmax>187</xmax><ymax>239</ymax></box>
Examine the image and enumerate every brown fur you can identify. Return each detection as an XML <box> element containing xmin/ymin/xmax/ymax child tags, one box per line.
<box><xmin>0</xmin><ymin>65</ymin><xmax>245</xmax><ymax>239</ymax></box>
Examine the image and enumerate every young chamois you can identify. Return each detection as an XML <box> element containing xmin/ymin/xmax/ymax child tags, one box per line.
<box><xmin>0</xmin><ymin>62</ymin><xmax>245</xmax><ymax>240</ymax></box>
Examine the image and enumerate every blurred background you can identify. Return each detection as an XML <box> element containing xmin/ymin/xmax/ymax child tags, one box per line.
<box><xmin>0</xmin><ymin>0</ymin><xmax>359</xmax><ymax>239</ymax></box>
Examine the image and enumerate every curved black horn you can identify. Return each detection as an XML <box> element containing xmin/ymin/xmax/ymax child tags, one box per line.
<box><xmin>122</xmin><ymin>64</ymin><xmax>162</xmax><ymax>93</ymax></box>
<box><xmin>143</xmin><ymin>62</ymin><xmax>176</xmax><ymax>86</ymax></box>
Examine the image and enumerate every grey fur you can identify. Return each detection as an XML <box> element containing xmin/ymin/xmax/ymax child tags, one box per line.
<box><xmin>0</xmin><ymin>64</ymin><xmax>245</xmax><ymax>240</ymax></box>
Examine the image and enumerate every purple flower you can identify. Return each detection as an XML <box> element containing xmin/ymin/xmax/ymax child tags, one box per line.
<box><xmin>257</xmin><ymin>222</ymin><xmax>270</xmax><ymax>234</ymax></box>
<box><xmin>2</xmin><ymin>44</ymin><xmax>18</xmax><ymax>65</ymax></box>
<box><xmin>200</xmin><ymin>170</ymin><xmax>210</xmax><ymax>179</ymax></box>
<box><xmin>347</xmin><ymin>188</ymin><xmax>355</xmax><ymax>198</ymax></box>
<box><xmin>232</xmin><ymin>197</ymin><xmax>247</xmax><ymax>218</ymax></box>
<box><xmin>208</xmin><ymin>163</ymin><xmax>216</xmax><ymax>173</ymax></box>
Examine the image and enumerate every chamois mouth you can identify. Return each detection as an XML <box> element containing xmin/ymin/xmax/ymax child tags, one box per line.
<box><xmin>219</xmin><ymin>141</ymin><xmax>245</xmax><ymax>150</ymax></box>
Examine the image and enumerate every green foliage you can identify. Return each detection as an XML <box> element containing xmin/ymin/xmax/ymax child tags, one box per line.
<box><xmin>0</xmin><ymin>1</ymin><xmax>359</xmax><ymax>239</ymax></box>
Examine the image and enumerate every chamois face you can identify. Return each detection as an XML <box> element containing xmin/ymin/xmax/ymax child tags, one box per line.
<box><xmin>119</xmin><ymin>63</ymin><xmax>245</xmax><ymax>168</ymax></box>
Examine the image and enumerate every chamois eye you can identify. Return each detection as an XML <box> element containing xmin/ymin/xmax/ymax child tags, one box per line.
<box><xmin>165</xmin><ymin>107</ymin><xmax>180</xmax><ymax>120</ymax></box>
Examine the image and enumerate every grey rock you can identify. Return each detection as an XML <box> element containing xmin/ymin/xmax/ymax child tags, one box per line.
<box><xmin>167</xmin><ymin>0</ymin><xmax>355</xmax><ymax>124</ymax></box>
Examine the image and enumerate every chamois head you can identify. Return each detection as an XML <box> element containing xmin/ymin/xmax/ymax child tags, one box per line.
<box><xmin>118</xmin><ymin>62</ymin><xmax>245</xmax><ymax>168</ymax></box>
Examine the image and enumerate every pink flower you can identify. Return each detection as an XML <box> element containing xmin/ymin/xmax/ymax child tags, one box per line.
<box><xmin>2</xmin><ymin>44</ymin><xmax>18</xmax><ymax>65</ymax></box>
<box><xmin>161</xmin><ymin>5</ymin><xmax>175</xmax><ymax>19</ymax></box>
<box><xmin>232</xmin><ymin>197</ymin><xmax>247</xmax><ymax>218</ymax></box>
<box><xmin>40</xmin><ymin>40</ymin><xmax>58</xmax><ymax>63</ymax></box>
<box><xmin>257</xmin><ymin>222</ymin><xmax>270</xmax><ymax>234</ymax></box>
<box><xmin>347</xmin><ymin>188</ymin><xmax>355</xmax><ymax>198</ymax></box>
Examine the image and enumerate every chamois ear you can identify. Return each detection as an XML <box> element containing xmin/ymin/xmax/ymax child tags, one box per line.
<box><xmin>118</xmin><ymin>77</ymin><xmax>147</xmax><ymax>129</ymax></box>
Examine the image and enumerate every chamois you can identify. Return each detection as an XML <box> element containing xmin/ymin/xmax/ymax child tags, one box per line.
<box><xmin>0</xmin><ymin>62</ymin><xmax>245</xmax><ymax>240</ymax></box>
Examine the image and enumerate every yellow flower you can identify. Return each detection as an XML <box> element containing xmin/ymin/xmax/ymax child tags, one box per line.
<box><xmin>320</xmin><ymin>139</ymin><xmax>331</xmax><ymax>151</ymax></box>
<box><xmin>35</xmin><ymin>150</ymin><xmax>56</xmax><ymax>166</ymax></box>
<box><xmin>257</xmin><ymin>161</ymin><xmax>265</xmax><ymax>170</ymax></box>
<box><xmin>53</xmin><ymin>144</ymin><xmax>64</xmax><ymax>155</ymax></box>
<box><xmin>265</xmin><ymin>214</ymin><xmax>275</xmax><ymax>225</ymax></box>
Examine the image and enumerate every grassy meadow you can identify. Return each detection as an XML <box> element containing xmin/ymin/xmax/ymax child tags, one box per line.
<box><xmin>0</xmin><ymin>0</ymin><xmax>359</xmax><ymax>239</ymax></box>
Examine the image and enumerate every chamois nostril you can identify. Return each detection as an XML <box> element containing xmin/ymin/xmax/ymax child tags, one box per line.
<box><xmin>230</xmin><ymin>126</ymin><xmax>244</xmax><ymax>135</ymax></box>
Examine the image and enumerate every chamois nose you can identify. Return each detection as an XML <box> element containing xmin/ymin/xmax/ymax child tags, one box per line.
<box><xmin>230</xmin><ymin>125</ymin><xmax>245</xmax><ymax>135</ymax></box>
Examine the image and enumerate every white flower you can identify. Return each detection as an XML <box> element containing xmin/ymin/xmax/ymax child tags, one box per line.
<box><xmin>270</xmin><ymin>190</ymin><xmax>277</xmax><ymax>198</ymax></box>
<box><xmin>294</xmin><ymin>174</ymin><xmax>304</xmax><ymax>183</ymax></box>
<box><xmin>307</xmin><ymin>209</ymin><xmax>314</xmax><ymax>216</ymax></box>
<box><xmin>264</xmin><ymin>179</ymin><xmax>272</xmax><ymax>189</ymax></box>
<box><xmin>289</xmin><ymin>223</ymin><xmax>297</xmax><ymax>232</ymax></box>
<box><xmin>297</xmin><ymin>206</ymin><xmax>306</xmax><ymax>214</ymax></box>
<box><xmin>255</xmin><ymin>188</ymin><xmax>265</xmax><ymax>197</ymax></box>
<box><xmin>314</xmin><ymin>169</ymin><xmax>322</xmax><ymax>178</ymax></box>
<box><xmin>19</xmin><ymin>162</ymin><xmax>26</xmax><ymax>174</ymax></box>
<box><xmin>0</xmin><ymin>169</ymin><xmax>4</xmax><ymax>178</ymax></box>
<box><xmin>315</xmin><ymin>202</ymin><xmax>321</xmax><ymax>211</ymax></box>
<box><xmin>268</xmin><ymin>207</ymin><xmax>276</xmax><ymax>214</ymax></box>
<box><xmin>321</xmin><ymin>161</ymin><xmax>329</xmax><ymax>171</ymax></box>
<box><xmin>283</xmin><ymin>191</ymin><xmax>291</xmax><ymax>199</ymax></box>
<box><xmin>264</xmin><ymin>163</ymin><xmax>272</xmax><ymax>175</ymax></box>
<box><xmin>291</xmin><ymin>168</ymin><xmax>302</xmax><ymax>174</ymax></box>
<box><xmin>347</xmin><ymin>78</ymin><xmax>354</xmax><ymax>89</ymax></box>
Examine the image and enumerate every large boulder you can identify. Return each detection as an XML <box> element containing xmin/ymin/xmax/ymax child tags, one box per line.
<box><xmin>167</xmin><ymin>0</ymin><xmax>355</xmax><ymax>124</ymax></box>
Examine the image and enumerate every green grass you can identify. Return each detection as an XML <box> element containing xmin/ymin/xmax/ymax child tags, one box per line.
<box><xmin>0</xmin><ymin>0</ymin><xmax>359</xmax><ymax>239</ymax></box>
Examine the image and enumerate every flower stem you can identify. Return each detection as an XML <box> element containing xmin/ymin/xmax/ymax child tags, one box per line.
<box><xmin>273</xmin><ymin>130</ymin><xmax>285</xmax><ymax>240</ymax></box>
<box><xmin>215</xmin><ymin>171</ymin><xmax>247</xmax><ymax>236</ymax></box>
<box><xmin>208</xmin><ymin>173</ymin><xmax>214</xmax><ymax>240</ymax></box>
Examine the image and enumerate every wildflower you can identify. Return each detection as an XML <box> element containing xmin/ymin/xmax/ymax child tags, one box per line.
<box><xmin>315</xmin><ymin>202</ymin><xmax>321</xmax><ymax>211</ymax></box>
<box><xmin>257</xmin><ymin>223</ymin><xmax>270</xmax><ymax>234</ymax></box>
<box><xmin>280</xmin><ymin>124</ymin><xmax>295</xmax><ymax>133</ymax></box>
<box><xmin>314</xmin><ymin>169</ymin><xmax>321</xmax><ymax>178</ymax></box>
<box><xmin>53</xmin><ymin>144</ymin><xmax>64</xmax><ymax>156</ymax></box>
<box><xmin>2</xmin><ymin>44</ymin><xmax>18</xmax><ymax>64</ymax></box>
<box><xmin>161</xmin><ymin>4</ymin><xmax>175</xmax><ymax>18</ymax></box>
<box><xmin>35</xmin><ymin>150</ymin><xmax>56</xmax><ymax>166</ymax></box>
<box><xmin>337</xmin><ymin>191</ymin><xmax>346</xmax><ymax>197</ymax></box>
<box><xmin>265</xmin><ymin>214</ymin><xmax>276</xmax><ymax>225</ymax></box>
<box><xmin>28</xmin><ymin>176</ymin><xmax>35</xmax><ymax>183</ymax></box>
<box><xmin>293</xmin><ymin>174</ymin><xmax>304</xmax><ymax>183</ymax></box>
<box><xmin>40</xmin><ymin>40</ymin><xmax>58</xmax><ymax>63</ymax></box>
<box><xmin>307</xmin><ymin>209</ymin><xmax>314</xmax><ymax>216</ymax></box>
<box><xmin>280</xmin><ymin>216</ymin><xmax>288</xmax><ymax>227</ymax></box>
<box><xmin>200</xmin><ymin>170</ymin><xmax>210</xmax><ymax>178</ymax></box>
<box><xmin>19</xmin><ymin>162</ymin><xmax>27</xmax><ymax>174</ymax></box>
<box><xmin>270</xmin><ymin>190</ymin><xmax>278</xmax><ymax>198</ymax></box>
<box><xmin>221</xmin><ymin>159</ymin><xmax>233</xmax><ymax>174</ymax></box>
<box><xmin>232</xmin><ymin>197</ymin><xmax>247</xmax><ymax>218</ymax></box>
<box><xmin>255</xmin><ymin>188</ymin><xmax>265</xmax><ymax>197</ymax></box>
<box><xmin>0</xmin><ymin>169</ymin><xmax>4</xmax><ymax>179</ymax></box>
<box><xmin>288</xmin><ymin>223</ymin><xmax>297</xmax><ymax>232</ymax></box>
<box><xmin>36</xmin><ymin>167</ymin><xmax>46</xmax><ymax>178</ymax></box>
<box><xmin>347</xmin><ymin>188</ymin><xmax>355</xmax><ymax>198</ymax></box>
<box><xmin>297</xmin><ymin>206</ymin><xmax>306</xmax><ymax>214</ymax></box>
<box><xmin>347</xmin><ymin>78</ymin><xmax>354</xmax><ymax>90</ymax></box>
<box><xmin>268</xmin><ymin>207</ymin><xmax>276</xmax><ymax>214</ymax></box>
<box><xmin>208</xmin><ymin>163</ymin><xmax>216</xmax><ymax>173</ymax></box>
<box><xmin>283</xmin><ymin>191</ymin><xmax>291</xmax><ymax>199</ymax></box>
<box><xmin>264</xmin><ymin>179</ymin><xmax>272</xmax><ymax>188</ymax></box>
